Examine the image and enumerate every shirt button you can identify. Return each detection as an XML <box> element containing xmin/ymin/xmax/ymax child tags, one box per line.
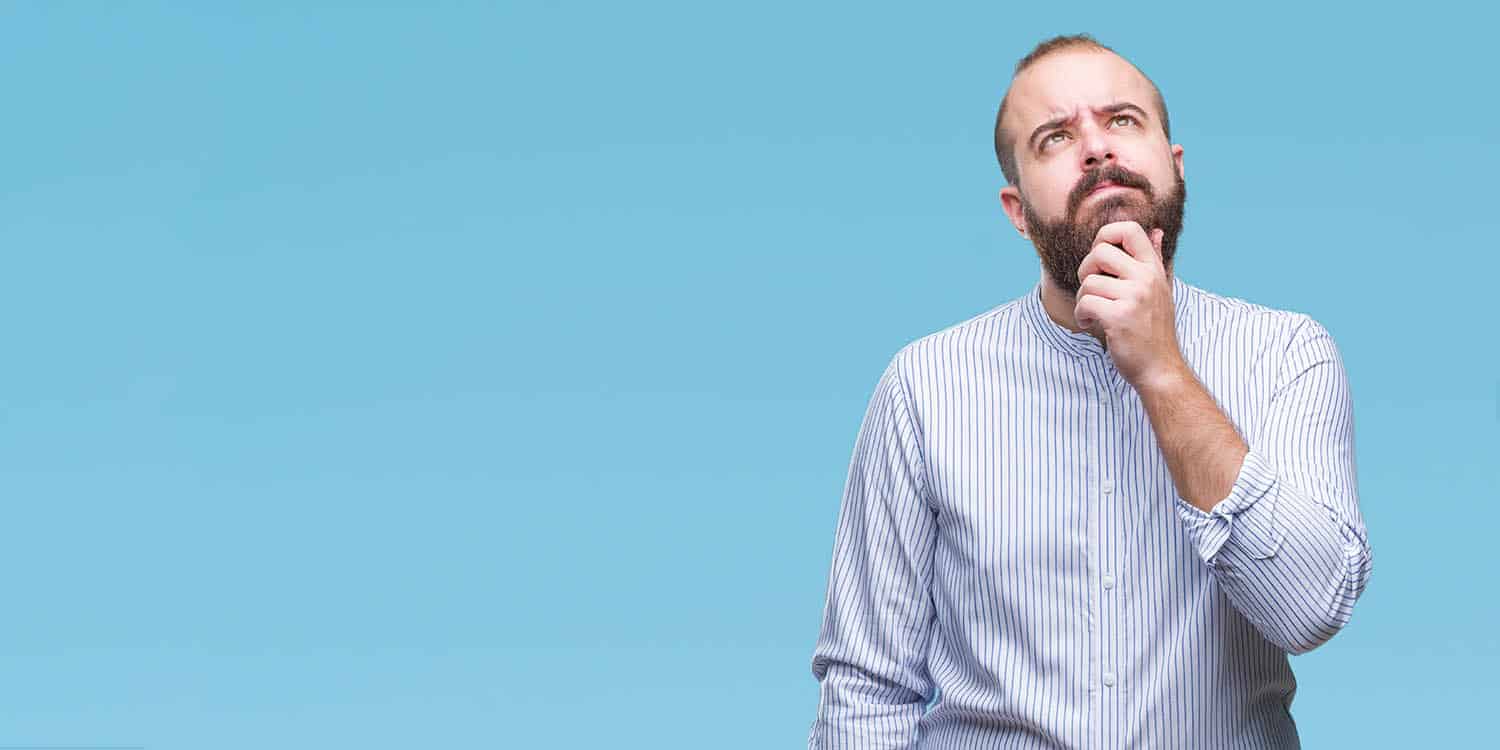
<box><xmin>1103</xmin><ymin>574</ymin><xmax>1115</xmax><ymax>590</ymax></box>
<box><xmin>1101</xmin><ymin>479</ymin><xmax>1114</xmax><ymax>494</ymax></box>
<box><xmin>1103</xmin><ymin>672</ymin><xmax>1116</xmax><ymax>687</ymax></box>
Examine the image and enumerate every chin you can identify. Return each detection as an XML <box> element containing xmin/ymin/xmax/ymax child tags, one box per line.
<box><xmin>1090</xmin><ymin>199</ymin><xmax>1150</xmax><ymax>227</ymax></box>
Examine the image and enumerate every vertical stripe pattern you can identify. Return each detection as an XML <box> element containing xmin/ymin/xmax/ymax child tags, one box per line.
<box><xmin>807</xmin><ymin>274</ymin><xmax>1374</xmax><ymax>749</ymax></box>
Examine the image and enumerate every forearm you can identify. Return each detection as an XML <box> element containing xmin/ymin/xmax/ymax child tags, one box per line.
<box><xmin>1136</xmin><ymin>363</ymin><xmax>1248</xmax><ymax>514</ymax></box>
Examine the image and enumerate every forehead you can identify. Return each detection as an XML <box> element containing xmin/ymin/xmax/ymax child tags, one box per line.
<box><xmin>1004</xmin><ymin>50</ymin><xmax>1155</xmax><ymax>136</ymax></box>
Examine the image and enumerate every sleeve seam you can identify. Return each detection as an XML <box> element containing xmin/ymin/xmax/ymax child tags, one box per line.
<box><xmin>889</xmin><ymin>347</ymin><xmax>936</xmax><ymax>512</ymax></box>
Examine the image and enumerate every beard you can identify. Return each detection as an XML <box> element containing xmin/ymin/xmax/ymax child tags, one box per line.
<box><xmin>1021</xmin><ymin>163</ymin><xmax>1187</xmax><ymax>297</ymax></box>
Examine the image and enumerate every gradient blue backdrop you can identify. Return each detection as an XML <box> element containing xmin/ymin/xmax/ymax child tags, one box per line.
<box><xmin>0</xmin><ymin>1</ymin><xmax>1492</xmax><ymax>747</ymax></box>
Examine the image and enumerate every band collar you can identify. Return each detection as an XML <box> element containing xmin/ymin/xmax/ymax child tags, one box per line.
<box><xmin>1022</xmin><ymin>272</ymin><xmax>1195</xmax><ymax>361</ymax></box>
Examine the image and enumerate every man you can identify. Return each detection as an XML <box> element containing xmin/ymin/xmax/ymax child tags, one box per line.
<box><xmin>807</xmin><ymin>34</ymin><xmax>1373</xmax><ymax>749</ymax></box>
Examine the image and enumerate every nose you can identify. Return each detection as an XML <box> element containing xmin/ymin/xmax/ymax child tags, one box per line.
<box><xmin>1080</xmin><ymin>124</ymin><xmax>1115</xmax><ymax>169</ymax></box>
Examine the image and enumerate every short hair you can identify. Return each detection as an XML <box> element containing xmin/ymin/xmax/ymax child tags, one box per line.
<box><xmin>992</xmin><ymin>34</ymin><xmax>1171</xmax><ymax>186</ymax></box>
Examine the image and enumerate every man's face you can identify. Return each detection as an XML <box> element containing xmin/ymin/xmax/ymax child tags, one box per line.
<box><xmin>998</xmin><ymin>49</ymin><xmax>1187</xmax><ymax>296</ymax></box>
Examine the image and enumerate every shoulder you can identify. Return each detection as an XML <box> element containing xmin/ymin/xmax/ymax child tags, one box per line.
<box><xmin>886</xmin><ymin>297</ymin><xmax>1029</xmax><ymax>374</ymax></box>
<box><xmin>1181</xmin><ymin>279</ymin><xmax>1335</xmax><ymax>355</ymax></box>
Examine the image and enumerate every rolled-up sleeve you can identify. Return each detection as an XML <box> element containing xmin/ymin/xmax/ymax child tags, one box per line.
<box><xmin>1175</xmin><ymin>315</ymin><xmax>1374</xmax><ymax>655</ymax></box>
<box><xmin>808</xmin><ymin>351</ymin><xmax>938</xmax><ymax>750</ymax></box>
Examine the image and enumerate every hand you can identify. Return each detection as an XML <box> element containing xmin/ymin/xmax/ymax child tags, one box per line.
<box><xmin>1074</xmin><ymin>221</ymin><xmax>1187</xmax><ymax>391</ymax></box>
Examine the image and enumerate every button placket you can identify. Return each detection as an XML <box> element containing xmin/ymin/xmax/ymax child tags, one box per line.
<box><xmin>1095</xmin><ymin>378</ymin><xmax>1120</xmax><ymax>702</ymax></box>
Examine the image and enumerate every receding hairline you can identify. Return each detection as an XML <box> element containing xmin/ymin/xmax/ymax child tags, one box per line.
<box><xmin>998</xmin><ymin>45</ymin><xmax>1162</xmax><ymax>147</ymax></box>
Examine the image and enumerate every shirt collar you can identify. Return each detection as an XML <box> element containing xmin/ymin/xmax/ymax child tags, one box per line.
<box><xmin>1021</xmin><ymin>272</ymin><xmax>1196</xmax><ymax>360</ymax></box>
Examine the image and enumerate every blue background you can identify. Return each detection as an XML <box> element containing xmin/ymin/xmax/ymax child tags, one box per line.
<box><xmin>1</xmin><ymin>1</ymin><xmax>1492</xmax><ymax>747</ymax></box>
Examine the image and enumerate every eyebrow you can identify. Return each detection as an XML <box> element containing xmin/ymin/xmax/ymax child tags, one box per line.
<box><xmin>1027</xmin><ymin>102</ymin><xmax>1151</xmax><ymax>152</ymax></box>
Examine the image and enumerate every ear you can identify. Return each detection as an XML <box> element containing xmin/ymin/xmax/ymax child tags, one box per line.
<box><xmin>1171</xmin><ymin>143</ymin><xmax>1185</xmax><ymax>180</ymax></box>
<box><xmin>999</xmin><ymin>185</ymin><xmax>1029</xmax><ymax>239</ymax></box>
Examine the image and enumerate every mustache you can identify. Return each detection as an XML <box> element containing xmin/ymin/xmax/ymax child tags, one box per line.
<box><xmin>1067</xmin><ymin>165</ymin><xmax>1154</xmax><ymax>217</ymax></box>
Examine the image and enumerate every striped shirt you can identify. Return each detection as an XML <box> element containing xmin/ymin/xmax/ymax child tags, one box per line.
<box><xmin>807</xmin><ymin>273</ymin><xmax>1374</xmax><ymax>749</ymax></box>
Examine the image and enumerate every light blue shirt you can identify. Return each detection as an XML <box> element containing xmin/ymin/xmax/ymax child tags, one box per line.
<box><xmin>807</xmin><ymin>274</ymin><xmax>1374</xmax><ymax>749</ymax></box>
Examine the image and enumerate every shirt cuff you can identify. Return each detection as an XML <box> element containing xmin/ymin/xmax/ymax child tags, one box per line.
<box><xmin>1174</xmin><ymin>448</ymin><xmax>1285</xmax><ymax>566</ymax></box>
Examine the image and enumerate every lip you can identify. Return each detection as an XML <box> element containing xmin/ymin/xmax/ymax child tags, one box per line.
<box><xmin>1088</xmin><ymin>182</ymin><xmax>1133</xmax><ymax>195</ymax></box>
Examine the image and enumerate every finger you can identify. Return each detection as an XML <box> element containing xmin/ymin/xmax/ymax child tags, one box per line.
<box><xmin>1078</xmin><ymin>271</ymin><xmax>1130</xmax><ymax>302</ymax></box>
<box><xmin>1077</xmin><ymin>241</ymin><xmax>1135</xmax><ymax>285</ymax></box>
<box><xmin>1093</xmin><ymin>220</ymin><xmax>1159</xmax><ymax>269</ymax></box>
<box><xmin>1074</xmin><ymin>292</ymin><xmax>1117</xmax><ymax>330</ymax></box>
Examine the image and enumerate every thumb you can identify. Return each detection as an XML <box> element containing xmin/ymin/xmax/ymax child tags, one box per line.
<box><xmin>1151</xmin><ymin>228</ymin><xmax>1164</xmax><ymax>254</ymax></box>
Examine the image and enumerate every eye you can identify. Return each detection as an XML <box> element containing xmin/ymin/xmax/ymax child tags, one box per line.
<box><xmin>1043</xmin><ymin>131</ymin><xmax>1068</xmax><ymax>148</ymax></box>
<box><xmin>1110</xmin><ymin>114</ymin><xmax>1137</xmax><ymax>127</ymax></box>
